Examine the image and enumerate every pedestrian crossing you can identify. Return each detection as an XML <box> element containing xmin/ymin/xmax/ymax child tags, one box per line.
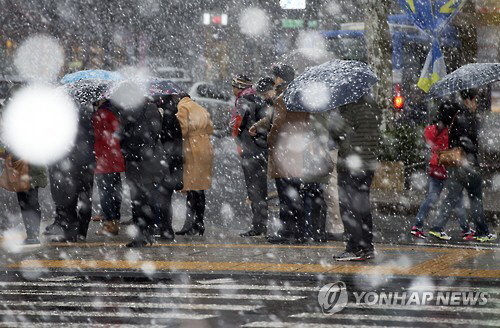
<box><xmin>0</xmin><ymin>275</ymin><xmax>498</xmax><ymax>327</ymax></box>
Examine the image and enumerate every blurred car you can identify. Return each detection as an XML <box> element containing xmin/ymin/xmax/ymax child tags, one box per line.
<box><xmin>189</xmin><ymin>82</ymin><xmax>233</xmax><ymax>136</ymax></box>
<box><xmin>153</xmin><ymin>67</ymin><xmax>193</xmax><ymax>91</ymax></box>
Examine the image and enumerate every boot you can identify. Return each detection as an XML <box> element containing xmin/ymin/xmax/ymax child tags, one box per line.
<box><xmin>95</xmin><ymin>220</ymin><xmax>120</xmax><ymax>236</ymax></box>
<box><xmin>175</xmin><ymin>221</ymin><xmax>204</xmax><ymax>236</ymax></box>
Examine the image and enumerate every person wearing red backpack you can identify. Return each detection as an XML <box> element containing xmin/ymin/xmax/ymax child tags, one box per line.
<box><xmin>411</xmin><ymin>100</ymin><xmax>470</xmax><ymax>239</ymax></box>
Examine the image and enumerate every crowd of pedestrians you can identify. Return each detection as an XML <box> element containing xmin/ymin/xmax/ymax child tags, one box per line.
<box><xmin>0</xmin><ymin>63</ymin><xmax>497</xmax><ymax>261</ymax></box>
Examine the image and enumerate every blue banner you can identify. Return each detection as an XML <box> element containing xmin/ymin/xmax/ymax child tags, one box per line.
<box><xmin>398</xmin><ymin>0</ymin><xmax>465</xmax><ymax>92</ymax></box>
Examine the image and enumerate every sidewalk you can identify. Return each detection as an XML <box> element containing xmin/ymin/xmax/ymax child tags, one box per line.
<box><xmin>1</xmin><ymin>227</ymin><xmax>500</xmax><ymax>282</ymax></box>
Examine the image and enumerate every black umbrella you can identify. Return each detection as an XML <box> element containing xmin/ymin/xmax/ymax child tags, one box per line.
<box><xmin>428</xmin><ymin>63</ymin><xmax>500</xmax><ymax>98</ymax></box>
<box><xmin>283</xmin><ymin>60</ymin><xmax>378</xmax><ymax>113</ymax></box>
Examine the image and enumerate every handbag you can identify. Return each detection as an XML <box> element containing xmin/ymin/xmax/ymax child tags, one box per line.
<box><xmin>438</xmin><ymin>147</ymin><xmax>465</xmax><ymax>167</ymax></box>
<box><xmin>0</xmin><ymin>155</ymin><xmax>30</xmax><ymax>192</ymax></box>
<box><xmin>437</xmin><ymin>111</ymin><xmax>464</xmax><ymax>167</ymax></box>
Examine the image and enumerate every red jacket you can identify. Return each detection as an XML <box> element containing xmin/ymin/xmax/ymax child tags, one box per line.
<box><xmin>92</xmin><ymin>107</ymin><xmax>125</xmax><ymax>174</ymax></box>
<box><xmin>424</xmin><ymin>124</ymin><xmax>448</xmax><ymax>180</ymax></box>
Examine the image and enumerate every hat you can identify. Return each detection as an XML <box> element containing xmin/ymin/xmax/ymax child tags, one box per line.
<box><xmin>271</xmin><ymin>64</ymin><xmax>295</xmax><ymax>84</ymax></box>
<box><xmin>231</xmin><ymin>74</ymin><xmax>252</xmax><ymax>89</ymax></box>
<box><xmin>255</xmin><ymin>77</ymin><xmax>275</xmax><ymax>93</ymax></box>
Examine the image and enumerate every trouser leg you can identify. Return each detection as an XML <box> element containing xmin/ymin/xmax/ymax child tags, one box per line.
<box><xmin>338</xmin><ymin>170</ymin><xmax>374</xmax><ymax>253</ymax></box>
<box><xmin>96</xmin><ymin>172</ymin><xmax>122</xmax><ymax>221</ymax></box>
<box><xmin>303</xmin><ymin>183</ymin><xmax>326</xmax><ymax>240</ymax></box>
<box><xmin>432</xmin><ymin>168</ymin><xmax>464</xmax><ymax>232</ymax></box>
<box><xmin>241</xmin><ymin>154</ymin><xmax>268</xmax><ymax>232</ymax></box>
<box><xmin>75</xmin><ymin>164</ymin><xmax>94</xmax><ymax>239</ymax></box>
<box><xmin>414</xmin><ymin>177</ymin><xmax>444</xmax><ymax>228</ymax></box>
<box><xmin>16</xmin><ymin>187</ymin><xmax>41</xmax><ymax>240</ymax></box>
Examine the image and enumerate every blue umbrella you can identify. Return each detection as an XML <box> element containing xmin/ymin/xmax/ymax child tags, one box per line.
<box><xmin>284</xmin><ymin>60</ymin><xmax>378</xmax><ymax>113</ymax></box>
<box><xmin>60</xmin><ymin>69</ymin><xmax>123</xmax><ymax>85</ymax></box>
<box><xmin>428</xmin><ymin>63</ymin><xmax>500</xmax><ymax>98</ymax></box>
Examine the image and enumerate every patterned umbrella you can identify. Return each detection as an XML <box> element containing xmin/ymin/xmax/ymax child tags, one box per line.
<box><xmin>428</xmin><ymin>63</ymin><xmax>500</xmax><ymax>98</ymax></box>
<box><xmin>61</xmin><ymin>80</ymin><xmax>111</xmax><ymax>104</ymax></box>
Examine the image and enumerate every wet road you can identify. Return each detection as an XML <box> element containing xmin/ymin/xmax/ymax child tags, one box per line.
<box><xmin>0</xmin><ymin>272</ymin><xmax>499</xmax><ymax>327</ymax></box>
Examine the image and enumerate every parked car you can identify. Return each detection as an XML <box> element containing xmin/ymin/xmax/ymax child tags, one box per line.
<box><xmin>189</xmin><ymin>82</ymin><xmax>233</xmax><ymax>137</ymax></box>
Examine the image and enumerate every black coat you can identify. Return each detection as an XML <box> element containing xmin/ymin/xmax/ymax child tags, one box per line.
<box><xmin>120</xmin><ymin>101</ymin><xmax>163</xmax><ymax>184</ymax></box>
<box><xmin>448</xmin><ymin>106</ymin><xmax>480</xmax><ymax>166</ymax></box>
<box><xmin>159</xmin><ymin>105</ymin><xmax>184</xmax><ymax>191</ymax></box>
<box><xmin>236</xmin><ymin>93</ymin><xmax>268</xmax><ymax>156</ymax></box>
<box><xmin>68</xmin><ymin>103</ymin><xmax>96</xmax><ymax>166</ymax></box>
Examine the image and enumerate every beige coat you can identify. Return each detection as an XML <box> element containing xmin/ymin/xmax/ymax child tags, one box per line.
<box><xmin>267</xmin><ymin>94</ymin><xmax>332</xmax><ymax>183</ymax></box>
<box><xmin>176</xmin><ymin>97</ymin><xmax>214</xmax><ymax>191</ymax></box>
<box><xmin>267</xmin><ymin>94</ymin><xmax>310</xmax><ymax>180</ymax></box>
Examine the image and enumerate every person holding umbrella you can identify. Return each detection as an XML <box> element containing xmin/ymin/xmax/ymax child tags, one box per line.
<box><xmin>329</xmin><ymin>94</ymin><xmax>382</xmax><ymax>261</ymax></box>
<box><xmin>281</xmin><ymin>59</ymin><xmax>381</xmax><ymax>257</ymax></box>
<box><xmin>428</xmin><ymin>89</ymin><xmax>496</xmax><ymax>242</ymax></box>
<box><xmin>425</xmin><ymin>63</ymin><xmax>500</xmax><ymax>242</ymax></box>
<box><xmin>265</xmin><ymin>64</ymin><xmax>332</xmax><ymax>244</ymax></box>
<box><xmin>410</xmin><ymin>100</ymin><xmax>468</xmax><ymax>239</ymax></box>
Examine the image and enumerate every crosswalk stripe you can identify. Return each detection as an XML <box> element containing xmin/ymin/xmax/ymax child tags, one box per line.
<box><xmin>0</xmin><ymin>324</ymin><xmax>157</xmax><ymax>328</ymax></box>
<box><xmin>0</xmin><ymin>300</ymin><xmax>261</xmax><ymax>311</ymax></box>
<box><xmin>293</xmin><ymin>300</ymin><xmax>500</xmax><ymax>314</ymax></box>
<box><xmin>289</xmin><ymin>313</ymin><xmax>500</xmax><ymax>326</ymax></box>
<box><xmin>243</xmin><ymin>323</ymin><xmax>406</xmax><ymax>328</ymax></box>
<box><xmin>407</xmin><ymin>285</ymin><xmax>500</xmax><ymax>293</ymax></box>
<box><xmin>0</xmin><ymin>289</ymin><xmax>305</xmax><ymax>301</ymax></box>
<box><xmin>358</xmin><ymin>302</ymin><xmax>500</xmax><ymax>312</ymax></box>
<box><xmin>0</xmin><ymin>281</ymin><xmax>319</xmax><ymax>292</ymax></box>
<box><xmin>0</xmin><ymin>309</ymin><xmax>215</xmax><ymax>320</ymax></box>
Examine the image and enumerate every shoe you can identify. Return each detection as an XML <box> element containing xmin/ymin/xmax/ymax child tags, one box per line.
<box><xmin>362</xmin><ymin>249</ymin><xmax>375</xmax><ymax>260</ymax></box>
<box><xmin>428</xmin><ymin>230</ymin><xmax>451</xmax><ymax>241</ymax></box>
<box><xmin>50</xmin><ymin>235</ymin><xmax>78</xmax><ymax>243</ymax></box>
<box><xmin>43</xmin><ymin>223</ymin><xmax>64</xmax><ymax>236</ymax></box>
<box><xmin>95</xmin><ymin>220</ymin><xmax>120</xmax><ymax>236</ymax></box>
<box><xmin>157</xmin><ymin>231</ymin><xmax>175</xmax><ymax>241</ymax></box>
<box><xmin>410</xmin><ymin>226</ymin><xmax>426</xmax><ymax>239</ymax></box>
<box><xmin>240</xmin><ymin>229</ymin><xmax>266</xmax><ymax>237</ymax></box>
<box><xmin>125</xmin><ymin>239</ymin><xmax>152</xmax><ymax>247</ymax></box>
<box><xmin>333</xmin><ymin>250</ymin><xmax>365</xmax><ymax>261</ymax></box>
<box><xmin>175</xmin><ymin>224</ymin><xmax>205</xmax><ymax>236</ymax></box>
<box><xmin>24</xmin><ymin>238</ymin><xmax>40</xmax><ymax>245</ymax></box>
<box><xmin>462</xmin><ymin>229</ymin><xmax>476</xmax><ymax>241</ymax></box>
<box><xmin>475</xmin><ymin>233</ymin><xmax>497</xmax><ymax>242</ymax></box>
<box><xmin>91</xmin><ymin>215</ymin><xmax>104</xmax><ymax>222</ymax></box>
